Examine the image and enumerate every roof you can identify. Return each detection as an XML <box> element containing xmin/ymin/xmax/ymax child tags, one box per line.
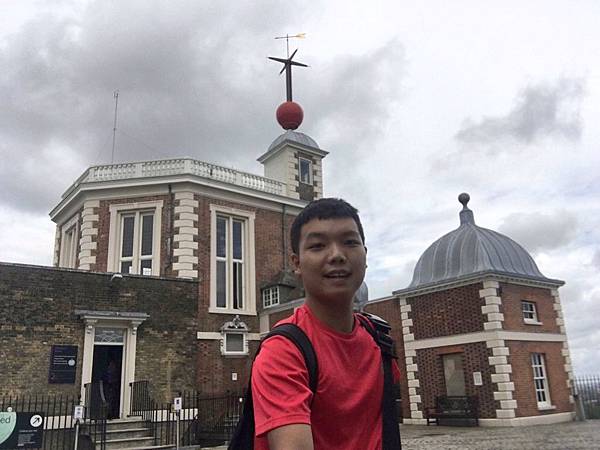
<box><xmin>396</xmin><ymin>193</ymin><xmax>563</xmax><ymax>295</ymax></box>
<box><xmin>257</xmin><ymin>130</ymin><xmax>328</xmax><ymax>163</ymax></box>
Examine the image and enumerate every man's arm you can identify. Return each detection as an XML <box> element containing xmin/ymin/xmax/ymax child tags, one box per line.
<box><xmin>267</xmin><ymin>424</ymin><xmax>314</xmax><ymax>450</ymax></box>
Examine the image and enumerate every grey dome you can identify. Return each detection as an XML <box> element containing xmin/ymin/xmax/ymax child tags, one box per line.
<box><xmin>267</xmin><ymin>130</ymin><xmax>320</xmax><ymax>152</ymax></box>
<box><xmin>407</xmin><ymin>194</ymin><xmax>556</xmax><ymax>289</ymax></box>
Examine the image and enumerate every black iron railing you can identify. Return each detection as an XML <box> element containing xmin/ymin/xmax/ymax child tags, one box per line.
<box><xmin>575</xmin><ymin>375</ymin><xmax>600</xmax><ymax>420</ymax></box>
<box><xmin>128</xmin><ymin>381</ymin><xmax>245</xmax><ymax>447</ymax></box>
<box><xmin>0</xmin><ymin>393</ymin><xmax>79</xmax><ymax>450</ymax></box>
<box><xmin>83</xmin><ymin>381</ymin><xmax>108</xmax><ymax>450</ymax></box>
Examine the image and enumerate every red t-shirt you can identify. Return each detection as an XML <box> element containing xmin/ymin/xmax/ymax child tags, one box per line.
<box><xmin>252</xmin><ymin>305</ymin><xmax>389</xmax><ymax>450</ymax></box>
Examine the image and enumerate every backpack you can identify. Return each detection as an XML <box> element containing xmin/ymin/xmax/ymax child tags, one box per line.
<box><xmin>227</xmin><ymin>312</ymin><xmax>402</xmax><ymax>450</ymax></box>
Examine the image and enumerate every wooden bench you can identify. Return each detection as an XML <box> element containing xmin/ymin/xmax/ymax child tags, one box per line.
<box><xmin>425</xmin><ymin>395</ymin><xmax>479</xmax><ymax>426</ymax></box>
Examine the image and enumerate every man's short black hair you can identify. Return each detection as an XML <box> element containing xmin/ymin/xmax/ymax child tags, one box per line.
<box><xmin>290</xmin><ymin>198</ymin><xmax>365</xmax><ymax>254</ymax></box>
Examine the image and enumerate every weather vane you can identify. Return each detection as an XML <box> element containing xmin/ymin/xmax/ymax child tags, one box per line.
<box><xmin>269</xmin><ymin>33</ymin><xmax>308</xmax><ymax>130</ymax></box>
<box><xmin>274</xmin><ymin>32</ymin><xmax>306</xmax><ymax>58</ymax></box>
<box><xmin>269</xmin><ymin>33</ymin><xmax>308</xmax><ymax>102</ymax></box>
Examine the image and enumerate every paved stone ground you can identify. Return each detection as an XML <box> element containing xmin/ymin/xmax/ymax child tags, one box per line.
<box><xmin>199</xmin><ymin>420</ymin><xmax>600</xmax><ymax>449</ymax></box>
<box><xmin>399</xmin><ymin>421</ymin><xmax>600</xmax><ymax>450</ymax></box>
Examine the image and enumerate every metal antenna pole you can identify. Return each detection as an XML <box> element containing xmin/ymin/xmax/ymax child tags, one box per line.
<box><xmin>111</xmin><ymin>90</ymin><xmax>119</xmax><ymax>164</ymax></box>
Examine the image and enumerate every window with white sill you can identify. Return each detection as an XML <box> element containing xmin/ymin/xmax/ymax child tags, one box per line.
<box><xmin>210</xmin><ymin>205</ymin><xmax>256</xmax><ymax>314</ymax></box>
<box><xmin>220</xmin><ymin>315</ymin><xmax>249</xmax><ymax>356</ymax></box>
<box><xmin>262</xmin><ymin>286</ymin><xmax>280</xmax><ymax>308</ymax></box>
<box><xmin>59</xmin><ymin>215</ymin><xmax>79</xmax><ymax>269</ymax></box>
<box><xmin>531</xmin><ymin>353</ymin><xmax>553</xmax><ymax>409</ymax></box>
<box><xmin>107</xmin><ymin>201</ymin><xmax>163</xmax><ymax>276</ymax></box>
<box><xmin>299</xmin><ymin>157</ymin><xmax>313</xmax><ymax>185</ymax></box>
<box><xmin>522</xmin><ymin>300</ymin><xmax>541</xmax><ymax>324</ymax></box>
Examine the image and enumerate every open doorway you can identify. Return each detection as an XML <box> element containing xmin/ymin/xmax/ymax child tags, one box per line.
<box><xmin>92</xmin><ymin>345</ymin><xmax>123</xmax><ymax>419</ymax></box>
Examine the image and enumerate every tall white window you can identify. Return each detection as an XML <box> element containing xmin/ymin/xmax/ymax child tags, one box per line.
<box><xmin>262</xmin><ymin>287</ymin><xmax>280</xmax><ymax>308</ymax></box>
<box><xmin>107</xmin><ymin>201</ymin><xmax>163</xmax><ymax>276</ymax></box>
<box><xmin>522</xmin><ymin>300</ymin><xmax>540</xmax><ymax>324</ymax></box>
<box><xmin>119</xmin><ymin>212</ymin><xmax>155</xmax><ymax>275</ymax></box>
<box><xmin>299</xmin><ymin>157</ymin><xmax>313</xmax><ymax>184</ymax></box>
<box><xmin>531</xmin><ymin>353</ymin><xmax>552</xmax><ymax>408</ymax></box>
<box><xmin>210</xmin><ymin>205</ymin><xmax>256</xmax><ymax>314</ymax></box>
<box><xmin>59</xmin><ymin>215</ymin><xmax>79</xmax><ymax>269</ymax></box>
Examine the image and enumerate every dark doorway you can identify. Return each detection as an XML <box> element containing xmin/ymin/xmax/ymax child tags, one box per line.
<box><xmin>92</xmin><ymin>345</ymin><xmax>123</xmax><ymax>419</ymax></box>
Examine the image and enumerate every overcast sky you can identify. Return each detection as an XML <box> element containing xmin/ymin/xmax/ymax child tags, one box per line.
<box><xmin>1</xmin><ymin>1</ymin><xmax>599</xmax><ymax>375</ymax></box>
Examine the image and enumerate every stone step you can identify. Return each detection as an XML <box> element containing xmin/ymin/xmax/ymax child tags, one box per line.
<box><xmin>98</xmin><ymin>436</ymin><xmax>156</xmax><ymax>450</ymax></box>
<box><xmin>104</xmin><ymin>427</ymin><xmax>153</xmax><ymax>440</ymax></box>
<box><xmin>104</xmin><ymin>417</ymin><xmax>149</xmax><ymax>431</ymax></box>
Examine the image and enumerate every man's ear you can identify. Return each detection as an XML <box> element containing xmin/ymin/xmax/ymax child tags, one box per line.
<box><xmin>290</xmin><ymin>253</ymin><xmax>301</xmax><ymax>276</ymax></box>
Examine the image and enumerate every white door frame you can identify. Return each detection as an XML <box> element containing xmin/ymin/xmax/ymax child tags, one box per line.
<box><xmin>76</xmin><ymin>311</ymin><xmax>149</xmax><ymax>418</ymax></box>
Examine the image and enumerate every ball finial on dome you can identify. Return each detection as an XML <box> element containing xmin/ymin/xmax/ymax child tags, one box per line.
<box><xmin>276</xmin><ymin>101</ymin><xmax>303</xmax><ymax>130</ymax></box>
<box><xmin>458</xmin><ymin>192</ymin><xmax>470</xmax><ymax>208</ymax></box>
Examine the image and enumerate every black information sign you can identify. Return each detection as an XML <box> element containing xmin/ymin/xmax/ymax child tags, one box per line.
<box><xmin>48</xmin><ymin>345</ymin><xmax>78</xmax><ymax>384</ymax></box>
<box><xmin>0</xmin><ymin>412</ymin><xmax>44</xmax><ymax>449</ymax></box>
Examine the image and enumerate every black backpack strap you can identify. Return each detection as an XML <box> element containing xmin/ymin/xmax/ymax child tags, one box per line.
<box><xmin>266</xmin><ymin>323</ymin><xmax>319</xmax><ymax>393</ymax></box>
<box><xmin>357</xmin><ymin>313</ymin><xmax>402</xmax><ymax>450</ymax></box>
<box><xmin>228</xmin><ymin>323</ymin><xmax>318</xmax><ymax>450</ymax></box>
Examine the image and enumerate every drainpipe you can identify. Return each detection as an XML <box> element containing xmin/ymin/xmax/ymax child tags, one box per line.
<box><xmin>167</xmin><ymin>184</ymin><xmax>174</xmax><ymax>273</ymax></box>
<box><xmin>282</xmin><ymin>203</ymin><xmax>287</xmax><ymax>270</ymax></box>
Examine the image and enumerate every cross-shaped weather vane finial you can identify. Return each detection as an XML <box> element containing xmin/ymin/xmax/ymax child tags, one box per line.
<box><xmin>269</xmin><ymin>33</ymin><xmax>308</xmax><ymax>130</ymax></box>
<box><xmin>269</xmin><ymin>33</ymin><xmax>308</xmax><ymax>102</ymax></box>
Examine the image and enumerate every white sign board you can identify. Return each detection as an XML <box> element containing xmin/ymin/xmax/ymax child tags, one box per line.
<box><xmin>173</xmin><ymin>397</ymin><xmax>182</xmax><ymax>411</ymax></box>
<box><xmin>73</xmin><ymin>405</ymin><xmax>84</xmax><ymax>420</ymax></box>
<box><xmin>473</xmin><ymin>372</ymin><xmax>483</xmax><ymax>386</ymax></box>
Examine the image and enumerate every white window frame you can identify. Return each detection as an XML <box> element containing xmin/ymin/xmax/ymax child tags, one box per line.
<box><xmin>59</xmin><ymin>214</ymin><xmax>80</xmax><ymax>269</ymax></box>
<box><xmin>209</xmin><ymin>205</ymin><xmax>256</xmax><ymax>315</ymax></box>
<box><xmin>107</xmin><ymin>201</ymin><xmax>163</xmax><ymax>276</ymax></box>
<box><xmin>531</xmin><ymin>353</ymin><xmax>553</xmax><ymax>409</ymax></box>
<box><xmin>222</xmin><ymin>331</ymin><xmax>248</xmax><ymax>356</ymax></box>
<box><xmin>262</xmin><ymin>286</ymin><xmax>280</xmax><ymax>309</ymax></box>
<box><xmin>522</xmin><ymin>300</ymin><xmax>542</xmax><ymax>325</ymax></box>
<box><xmin>299</xmin><ymin>156</ymin><xmax>313</xmax><ymax>185</ymax></box>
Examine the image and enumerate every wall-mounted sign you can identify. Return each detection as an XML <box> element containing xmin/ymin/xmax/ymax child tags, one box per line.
<box><xmin>48</xmin><ymin>345</ymin><xmax>78</xmax><ymax>384</ymax></box>
<box><xmin>473</xmin><ymin>371</ymin><xmax>483</xmax><ymax>386</ymax></box>
<box><xmin>0</xmin><ymin>412</ymin><xmax>44</xmax><ymax>449</ymax></box>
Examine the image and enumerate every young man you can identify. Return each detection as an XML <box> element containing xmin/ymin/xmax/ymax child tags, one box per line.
<box><xmin>251</xmin><ymin>198</ymin><xmax>398</xmax><ymax>450</ymax></box>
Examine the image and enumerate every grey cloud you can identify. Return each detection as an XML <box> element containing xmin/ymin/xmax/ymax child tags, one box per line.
<box><xmin>0</xmin><ymin>1</ymin><xmax>304</xmax><ymax>212</ymax></box>
<box><xmin>0</xmin><ymin>1</ymin><xmax>406</xmax><ymax>216</ymax></box>
<box><xmin>305</xmin><ymin>39</ymin><xmax>406</xmax><ymax>201</ymax></box>
<box><xmin>455</xmin><ymin>78</ymin><xmax>584</xmax><ymax>145</ymax></box>
<box><xmin>498</xmin><ymin>210</ymin><xmax>578</xmax><ymax>253</ymax></box>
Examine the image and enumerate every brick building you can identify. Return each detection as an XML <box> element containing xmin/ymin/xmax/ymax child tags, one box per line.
<box><xmin>1</xmin><ymin>117</ymin><xmax>329</xmax><ymax>417</ymax></box>
<box><xmin>1</xmin><ymin>96</ymin><xmax>575</xmax><ymax>426</ymax></box>
<box><xmin>370</xmin><ymin>193</ymin><xmax>576</xmax><ymax>426</ymax></box>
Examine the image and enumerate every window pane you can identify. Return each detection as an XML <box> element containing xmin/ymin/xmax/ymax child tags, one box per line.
<box><xmin>233</xmin><ymin>262</ymin><xmax>243</xmax><ymax>309</ymax></box>
<box><xmin>217</xmin><ymin>217</ymin><xmax>227</xmax><ymax>258</ymax></box>
<box><xmin>300</xmin><ymin>158</ymin><xmax>311</xmax><ymax>184</ymax></box>
<box><xmin>141</xmin><ymin>214</ymin><xmax>154</xmax><ymax>256</ymax></box>
<box><xmin>233</xmin><ymin>220</ymin><xmax>243</xmax><ymax>259</ymax></box>
<box><xmin>94</xmin><ymin>328</ymin><xmax>125</xmax><ymax>343</ymax></box>
<box><xmin>225</xmin><ymin>333</ymin><xmax>244</xmax><ymax>352</ymax></box>
<box><xmin>121</xmin><ymin>216</ymin><xmax>135</xmax><ymax>257</ymax></box>
<box><xmin>217</xmin><ymin>261</ymin><xmax>226</xmax><ymax>307</ymax></box>
<box><xmin>121</xmin><ymin>261</ymin><xmax>132</xmax><ymax>274</ymax></box>
<box><xmin>141</xmin><ymin>259</ymin><xmax>152</xmax><ymax>276</ymax></box>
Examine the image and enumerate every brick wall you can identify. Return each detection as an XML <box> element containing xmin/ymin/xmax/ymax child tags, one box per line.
<box><xmin>500</xmin><ymin>283</ymin><xmax>560</xmax><ymax>334</ymax></box>
<box><xmin>410</xmin><ymin>283</ymin><xmax>485</xmax><ymax>339</ymax></box>
<box><xmin>0</xmin><ymin>263</ymin><xmax>198</xmax><ymax>400</ymax></box>
<box><xmin>415</xmin><ymin>342</ymin><xmax>496</xmax><ymax>418</ymax></box>
<box><xmin>507</xmin><ymin>341</ymin><xmax>572</xmax><ymax>417</ymax></box>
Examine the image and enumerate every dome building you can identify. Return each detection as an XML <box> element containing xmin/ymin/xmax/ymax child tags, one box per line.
<box><xmin>367</xmin><ymin>194</ymin><xmax>575</xmax><ymax>426</ymax></box>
